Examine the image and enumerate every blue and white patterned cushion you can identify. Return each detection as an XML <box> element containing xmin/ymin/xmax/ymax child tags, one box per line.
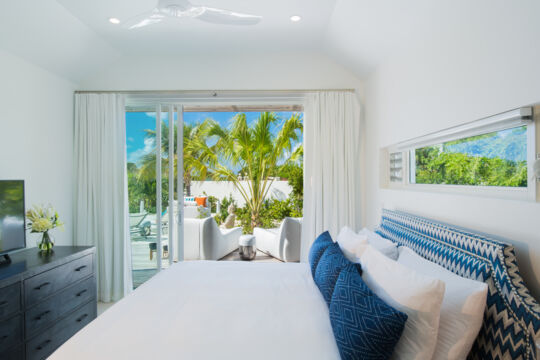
<box><xmin>308</xmin><ymin>231</ymin><xmax>334</xmax><ymax>277</ymax></box>
<box><xmin>314</xmin><ymin>242</ymin><xmax>361</xmax><ymax>305</ymax></box>
<box><xmin>330</xmin><ymin>263</ymin><xmax>408</xmax><ymax>360</ymax></box>
<box><xmin>376</xmin><ymin>209</ymin><xmax>540</xmax><ymax>360</ymax></box>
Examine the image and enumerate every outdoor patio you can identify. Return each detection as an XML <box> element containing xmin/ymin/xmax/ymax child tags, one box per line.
<box><xmin>130</xmin><ymin>225</ymin><xmax>281</xmax><ymax>288</ymax></box>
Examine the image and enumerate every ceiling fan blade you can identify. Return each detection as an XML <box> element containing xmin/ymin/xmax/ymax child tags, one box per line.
<box><xmin>195</xmin><ymin>7</ymin><xmax>261</xmax><ymax>25</ymax></box>
<box><xmin>123</xmin><ymin>9</ymin><xmax>165</xmax><ymax>29</ymax></box>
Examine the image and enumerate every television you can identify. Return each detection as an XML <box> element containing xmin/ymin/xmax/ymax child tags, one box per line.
<box><xmin>0</xmin><ymin>180</ymin><xmax>26</xmax><ymax>263</ymax></box>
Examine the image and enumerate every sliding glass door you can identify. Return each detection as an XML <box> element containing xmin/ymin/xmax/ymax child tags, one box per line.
<box><xmin>126</xmin><ymin>104</ymin><xmax>183</xmax><ymax>288</ymax></box>
<box><xmin>126</xmin><ymin>101</ymin><xmax>304</xmax><ymax>286</ymax></box>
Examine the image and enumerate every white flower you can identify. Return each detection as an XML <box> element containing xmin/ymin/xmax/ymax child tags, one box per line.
<box><xmin>32</xmin><ymin>218</ymin><xmax>52</xmax><ymax>233</ymax></box>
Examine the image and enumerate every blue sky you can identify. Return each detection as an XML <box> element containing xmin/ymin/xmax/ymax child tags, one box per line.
<box><xmin>126</xmin><ymin>111</ymin><xmax>302</xmax><ymax>164</ymax></box>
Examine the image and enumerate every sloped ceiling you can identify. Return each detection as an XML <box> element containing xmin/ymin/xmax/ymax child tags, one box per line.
<box><xmin>0</xmin><ymin>0</ymin><xmax>121</xmax><ymax>83</ymax></box>
<box><xmin>1</xmin><ymin>0</ymin><xmax>539</xmax><ymax>83</ymax></box>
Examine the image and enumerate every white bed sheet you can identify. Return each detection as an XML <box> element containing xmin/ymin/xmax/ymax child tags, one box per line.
<box><xmin>50</xmin><ymin>261</ymin><xmax>340</xmax><ymax>360</ymax></box>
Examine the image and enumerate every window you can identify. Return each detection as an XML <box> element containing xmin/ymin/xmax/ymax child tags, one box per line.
<box><xmin>126</xmin><ymin>103</ymin><xmax>304</xmax><ymax>288</ymax></box>
<box><xmin>389</xmin><ymin>152</ymin><xmax>403</xmax><ymax>183</ymax></box>
<box><xmin>384</xmin><ymin>107</ymin><xmax>536</xmax><ymax>200</ymax></box>
<box><xmin>412</xmin><ymin>126</ymin><xmax>527</xmax><ymax>187</ymax></box>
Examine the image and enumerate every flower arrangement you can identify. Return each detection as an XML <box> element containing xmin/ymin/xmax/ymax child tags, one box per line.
<box><xmin>26</xmin><ymin>204</ymin><xmax>64</xmax><ymax>252</ymax></box>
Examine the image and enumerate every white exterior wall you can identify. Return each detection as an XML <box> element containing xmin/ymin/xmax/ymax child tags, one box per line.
<box><xmin>190</xmin><ymin>181</ymin><xmax>293</xmax><ymax>207</ymax></box>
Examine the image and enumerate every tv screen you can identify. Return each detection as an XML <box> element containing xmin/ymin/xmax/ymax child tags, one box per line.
<box><xmin>0</xmin><ymin>180</ymin><xmax>26</xmax><ymax>255</ymax></box>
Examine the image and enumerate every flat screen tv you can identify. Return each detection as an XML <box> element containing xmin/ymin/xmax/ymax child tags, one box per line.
<box><xmin>0</xmin><ymin>180</ymin><xmax>26</xmax><ymax>263</ymax></box>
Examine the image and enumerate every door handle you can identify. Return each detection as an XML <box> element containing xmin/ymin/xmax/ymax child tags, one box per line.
<box><xmin>34</xmin><ymin>310</ymin><xmax>50</xmax><ymax>321</ymax></box>
<box><xmin>36</xmin><ymin>339</ymin><xmax>51</xmax><ymax>350</ymax></box>
<box><xmin>34</xmin><ymin>282</ymin><xmax>50</xmax><ymax>290</ymax></box>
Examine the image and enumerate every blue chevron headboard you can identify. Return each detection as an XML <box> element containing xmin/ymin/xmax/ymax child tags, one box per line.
<box><xmin>376</xmin><ymin>209</ymin><xmax>540</xmax><ymax>360</ymax></box>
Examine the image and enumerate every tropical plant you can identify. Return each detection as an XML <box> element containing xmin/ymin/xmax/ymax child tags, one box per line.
<box><xmin>415</xmin><ymin>146</ymin><xmax>527</xmax><ymax>187</ymax></box>
<box><xmin>193</xmin><ymin>112</ymin><xmax>303</xmax><ymax>230</ymax></box>
<box><xmin>137</xmin><ymin>121</ymin><xmax>213</xmax><ymax>199</ymax></box>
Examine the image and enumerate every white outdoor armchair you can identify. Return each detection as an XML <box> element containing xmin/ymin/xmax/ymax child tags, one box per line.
<box><xmin>183</xmin><ymin>217</ymin><xmax>242</xmax><ymax>260</ymax></box>
<box><xmin>254</xmin><ymin>217</ymin><xmax>302</xmax><ymax>262</ymax></box>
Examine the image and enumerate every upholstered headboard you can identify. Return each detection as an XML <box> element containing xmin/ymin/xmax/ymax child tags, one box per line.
<box><xmin>376</xmin><ymin>209</ymin><xmax>540</xmax><ymax>360</ymax></box>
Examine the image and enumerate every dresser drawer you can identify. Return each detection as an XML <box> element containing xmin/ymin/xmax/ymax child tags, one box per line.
<box><xmin>0</xmin><ymin>314</ymin><xmax>22</xmax><ymax>353</ymax></box>
<box><xmin>25</xmin><ymin>276</ymin><xmax>95</xmax><ymax>338</ymax></box>
<box><xmin>26</xmin><ymin>300</ymin><xmax>96</xmax><ymax>360</ymax></box>
<box><xmin>3</xmin><ymin>344</ymin><xmax>24</xmax><ymax>360</ymax></box>
<box><xmin>0</xmin><ymin>282</ymin><xmax>21</xmax><ymax>320</ymax></box>
<box><xmin>24</xmin><ymin>254</ymin><xmax>93</xmax><ymax>307</ymax></box>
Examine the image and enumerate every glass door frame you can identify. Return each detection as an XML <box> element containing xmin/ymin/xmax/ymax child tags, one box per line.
<box><xmin>126</xmin><ymin>91</ymin><xmax>307</xmax><ymax>271</ymax></box>
<box><xmin>154</xmin><ymin>103</ymin><xmax>185</xmax><ymax>271</ymax></box>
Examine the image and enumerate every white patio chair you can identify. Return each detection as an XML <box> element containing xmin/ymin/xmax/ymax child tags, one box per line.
<box><xmin>183</xmin><ymin>217</ymin><xmax>242</xmax><ymax>260</ymax></box>
<box><xmin>253</xmin><ymin>217</ymin><xmax>302</xmax><ymax>262</ymax></box>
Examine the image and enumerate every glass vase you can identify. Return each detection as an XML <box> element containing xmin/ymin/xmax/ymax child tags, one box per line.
<box><xmin>37</xmin><ymin>231</ymin><xmax>54</xmax><ymax>253</ymax></box>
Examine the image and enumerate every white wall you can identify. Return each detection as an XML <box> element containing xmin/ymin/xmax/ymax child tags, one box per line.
<box><xmin>0</xmin><ymin>50</ymin><xmax>76</xmax><ymax>247</ymax></box>
<box><xmin>78</xmin><ymin>52</ymin><xmax>363</xmax><ymax>94</ymax></box>
<box><xmin>191</xmin><ymin>180</ymin><xmax>292</xmax><ymax>207</ymax></box>
<box><xmin>363</xmin><ymin>23</ymin><xmax>540</xmax><ymax>299</ymax></box>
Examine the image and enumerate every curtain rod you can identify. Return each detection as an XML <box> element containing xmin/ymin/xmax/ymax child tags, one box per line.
<box><xmin>73</xmin><ymin>89</ymin><xmax>356</xmax><ymax>94</ymax></box>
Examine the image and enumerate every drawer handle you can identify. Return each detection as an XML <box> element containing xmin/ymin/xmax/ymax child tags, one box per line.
<box><xmin>34</xmin><ymin>310</ymin><xmax>51</xmax><ymax>321</ymax></box>
<box><xmin>36</xmin><ymin>339</ymin><xmax>51</xmax><ymax>350</ymax></box>
<box><xmin>76</xmin><ymin>289</ymin><xmax>88</xmax><ymax>297</ymax></box>
<box><xmin>75</xmin><ymin>265</ymin><xmax>87</xmax><ymax>272</ymax></box>
<box><xmin>76</xmin><ymin>313</ymin><xmax>88</xmax><ymax>322</ymax></box>
<box><xmin>34</xmin><ymin>282</ymin><xmax>50</xmax><ymax>290</ymax></box>
<box><xmin>0</xmin><ymin>300</ymin><xmax>7</xmax><ymax>307</ymax></box>
<box><xmin>1</xmin><ymin>334</ymin><xmax>8</xmax><ymax>340</ymax></box>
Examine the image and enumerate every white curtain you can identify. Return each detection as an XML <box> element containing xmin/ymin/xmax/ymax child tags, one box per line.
<box><xmin>300</xmin><ymin>91</ymin><xmax>362</xmax><ymax>262</ymax></box>
<box><xmin>74</xmin><ymin>93</ymin><xmax>132</xmax><ymax>302</ymax></box>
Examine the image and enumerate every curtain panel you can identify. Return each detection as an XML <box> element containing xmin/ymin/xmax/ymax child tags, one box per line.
<box><xmin>301</xmin><ymin>91</ymin><xmax>362</xmax><ymax>262</ymax></box>
<box><xmin>73</xmin><ymin>93</ymin><xmax>132</xmax><ymax>302</ymax></box>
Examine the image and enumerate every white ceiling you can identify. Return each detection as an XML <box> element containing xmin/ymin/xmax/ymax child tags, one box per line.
<box><xmin>56</xmin><ymin>0</ymin><xmax>337</xmax><ymax>55</ymax></box>
<box><xmin>1</xmin><ymin>0</ymin><xmax>539</xmax><ymax>83</ymax></box>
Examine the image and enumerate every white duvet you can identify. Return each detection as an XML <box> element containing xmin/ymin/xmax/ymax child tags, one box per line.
<box><xmin>50</xmin><ymin>261</ymin><xmax>340</xmax><ymax>360</ymax></box>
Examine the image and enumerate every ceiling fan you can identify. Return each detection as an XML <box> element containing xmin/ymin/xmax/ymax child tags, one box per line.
<box><xmin>123</xmin><ymin>0</ymin><xmax>262</xmax><ymax>29</ymax></box>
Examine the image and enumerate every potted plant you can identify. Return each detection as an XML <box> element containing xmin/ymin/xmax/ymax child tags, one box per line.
<box><xmin>26</xmin><ymin>204</ymin><xmax>64</xmax><ymax>253</ymax></box>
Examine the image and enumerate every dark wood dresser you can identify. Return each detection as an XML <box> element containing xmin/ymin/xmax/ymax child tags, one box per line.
<box><xmin>0</xmin><ymin>246</ymin><xmax>96</xmax><ymax>360</ymax></box>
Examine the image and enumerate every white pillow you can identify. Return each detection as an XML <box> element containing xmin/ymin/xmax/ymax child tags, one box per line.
<box><xmin>397</xmin><ymin>246</ymin><xmax>488</xmax><ymax>360</ymax></box>
<box><xmin>360</xmin><ymin>245</ymin><xmax>446</xmax><ymax>360</ymax></box>
<box><xmin>358</xmin><ymin>228</ymin><xmax>399</xmax><ymax>260</ymax></box>
<box><xmin>336</xmin><ymin>226</ymin><xmax>368</xmax><ymax>262</ymax></box>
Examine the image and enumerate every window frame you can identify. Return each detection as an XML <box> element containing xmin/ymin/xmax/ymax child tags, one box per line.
<box><xmin>384</xmin><ymin>107</ymin><xmax>537</xmax><ymax>201</ymax></box>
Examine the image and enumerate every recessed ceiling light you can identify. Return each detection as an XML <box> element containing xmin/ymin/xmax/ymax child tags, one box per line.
<box><xmin>109</xmin><ymin>17</ymin><xmax>121</xmax><ymax>25</ymax></box>
<box><xmin>290</xmin><ymin>15</ymin><xmax>302</xmax><ymax>22</ymax></box>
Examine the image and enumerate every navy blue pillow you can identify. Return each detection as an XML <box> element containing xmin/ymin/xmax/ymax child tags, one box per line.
<box><xmin>314</xmin><ymin>242</ymin><xmax>360</xmax><ymax>306</ymax></box>
<box><xmin>308</xmin><ymin>231</ymin><xmax>333</xmax><ymax>277</ymax></box>
<box><xmin>330</xmin><ymin>264</ymin><xmax>407</xmax><ymax>360</ymax></box>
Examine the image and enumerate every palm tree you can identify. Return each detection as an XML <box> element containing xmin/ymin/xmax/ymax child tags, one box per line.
<box><xmin>138</xmin><ymin>121</ymin><xmax>212</xmax><ymax>196</ymax></box>
<box><xmin>197</xmin><ymin>112</ymin><xmax>303</xmax><ymax>229</ymax></box>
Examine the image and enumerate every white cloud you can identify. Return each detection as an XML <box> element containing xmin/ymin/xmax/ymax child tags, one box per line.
<box><xmin>128</xmin><ymin>137</ymin><xmax>155</xmax><ymax>163</ymax></box>
<box><xmin>145</xmin><ymin>112</ymin><xmax>169</xmax><ymax>120</ymax></box>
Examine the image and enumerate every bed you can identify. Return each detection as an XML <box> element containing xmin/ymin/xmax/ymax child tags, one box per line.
<box><xmin>50</xmin><ymin>261</ymin><xmax>340</xmax><ymax>360</ymax></box>
<box><xmin>51</xmin><ymin>209</ymin><xmax>540</xmax><ymax>360</ymax></box>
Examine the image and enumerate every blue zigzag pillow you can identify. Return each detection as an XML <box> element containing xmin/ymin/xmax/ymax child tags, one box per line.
<box><xmin>330</xmin><ymin>264</ymin><xmax>408</xmax><ymax>360</ymax></box>
<box><xmin>308</xmin><ymin>231</ymin><xmax>333</xmax><ymax>277</ymax></box>
<box><xmin>314</xmin><ymin>242</ymin><xmax>361</xmax><ymax>305</ymax></box>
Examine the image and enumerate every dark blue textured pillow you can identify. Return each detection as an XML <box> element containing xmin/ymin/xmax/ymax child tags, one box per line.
<box><xmin>314</xmin><ymin>242</ymin><xmax>360</xmax><ymax>305</ymax></box>
<box><xmin>308</xmin><ymin>231</ymin><xmax>333</xmax><ymax>277</ymax></box>
<box><xmin>330</xmin><ymin>264</ymin><xmax>407</xmax><ymax>360</ymax></box>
